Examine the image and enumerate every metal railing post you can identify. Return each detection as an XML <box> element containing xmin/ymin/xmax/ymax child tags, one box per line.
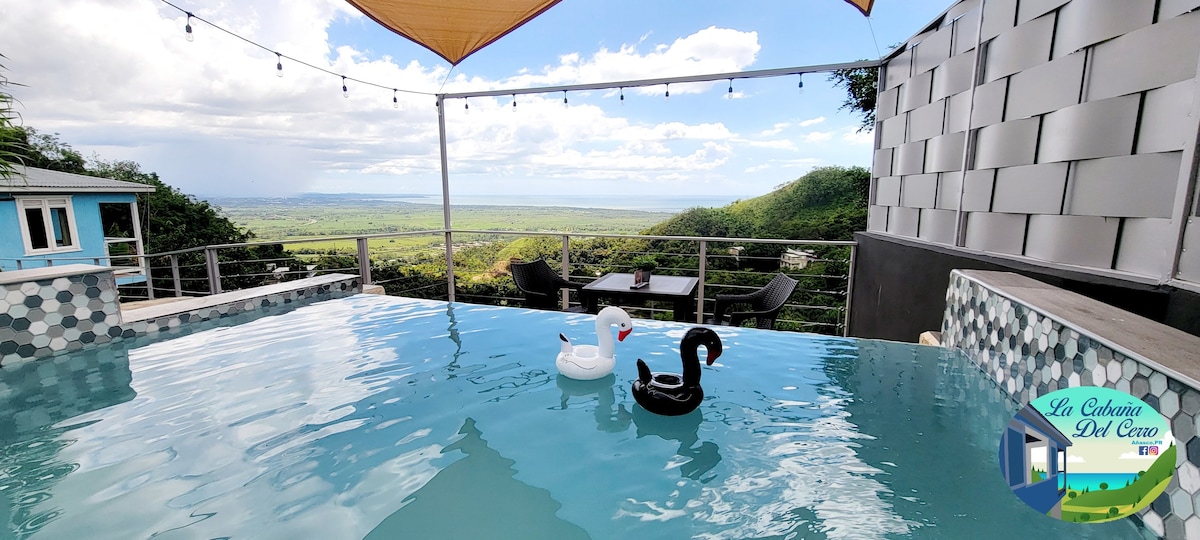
<box><xmin>170</xmin><ymin>255</ymin><xmax>183</xmax><ymax>297</ymax></box>
<box><xmin>561</xmin><ymin>235</ymin><xmax>570</xmax><ymax>309</ymax></box>
<box><xmin>93</xmin><ymin>258</ymin><xmax>101</xmax><ymax>265</ymax></box>
<box><xmin>143</xmin><ymin>254</ymin><xmax>155</xmax><ymax>300</ymax></box>
<box><xmin>356</xmin><ymin>237</ymin><xmax>372</xmax><ymax>285</ymax></box>
<box><xmin>15</xmin><ymin>260</ymin><xmax>21</xmax><ymax>270</ymax></box>
<box><xmin>843</xmin><ymin>244</ymin><xmax>857</xmax><ymax>337</ymax></box>
<box><xmin>445</xmin><ymin>231</ymin><xmax>455</xmax><ymax>302</ymax></box>
<box><xmin>696</xmin><ymin>240</ymin><xmax>706</xmax><ymax>324</ymax></box>
<box><xmin>205</xmin><ymin>247</ymin><xmax>222</xmax><ymax>295</ymax></box>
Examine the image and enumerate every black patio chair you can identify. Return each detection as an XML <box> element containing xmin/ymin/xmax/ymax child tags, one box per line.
<box><xmin>708</xmin><ymin>273</ymin><xmax>799</xmax><ymax>330</ymax></box>
<box><xmin>510</xmin><ymin>259</ymin><xmax>588</xmax><ymax>312</ymax></box>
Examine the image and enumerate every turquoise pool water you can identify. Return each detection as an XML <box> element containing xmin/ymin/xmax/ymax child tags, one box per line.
<box><xmin>0</xmin><ymin>295</ymin><xmax>1152</xmax><ymax>539</ymax></box>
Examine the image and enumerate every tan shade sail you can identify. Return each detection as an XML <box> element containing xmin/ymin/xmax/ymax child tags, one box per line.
<box><xmin>345</xmin><ymin>0</ymin><xmax>562</xmax><ymax>65</ymax></box>
<box><xmin>844</xmin><ymin>0</ymin><xmax>875</xmax><ymax>16</ymax></box>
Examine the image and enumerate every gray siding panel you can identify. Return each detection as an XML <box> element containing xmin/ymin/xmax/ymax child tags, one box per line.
<box><xmin>879</xmin><ymin>114</ymin><xmax>908</xmax><ymax>149</ymax></box>
<box><xmin>877</xmin><ymin>86</ymin><xmax>900</xmax><ymax>121</ymax></box>
<box><xmin>974</xmin><ymin>118</ymin><xmax>1039</xmax><ymax>169</ymax></box>
<box><xmin>1017</xmin><ymin>0</ymin><xmax>1069</xmax><ymax>25</ymax></box>
<box><xmin>873</xmin><ymin>148</ymin><xmax>894</xmax><ymax>178</ymax></box>
<box><xmin>884</xmin><ymin>49</ymin><xmax>912</xmax><ymax>90</ymax></box>
<box><xmin>1160</xmin><ymin>0</ymin><xmax>1200</xmax><ymax>20</ymax></box>
<box><xmin>991</xmin><ymin>162</ymin><xmax>1069</xmax><ymax>214</ymax></box>
<box><xmin>1024</xmin><ymin>215</ymin><xmax>1119</xmax><ymax>267</ymax></box>
<box><xmin>1067</xmin><ymin>152</ymin><xmax>1183</xmax><ymax>218</ymax></box>
<box><xmin>900</xmin><ymin>70</ymin><xmax>934</xmax><ymax>113</ymax></box>
<box><xmin>1038</xmin><ymin>95</ymin><xmax>1140</xmax><ymax>163</ymax></box>
<box><xmin>919</xmin><ymin>209</ymin><xmax>958</xmax><ymax>245</ymax></box>
<box><xmin>868</xmin><ymin>205</ymin><xmax>889</xmax><ymax>232</ymax></box>
<box><xmin>970</xmin><ymin>78</ymin><xmax>1008</xmax><ymax>128</ymax></box>
<box><xmin>894</xmin><ymin>140</ymin><xmax>928</xmax><ymax>176</ymax></box>
<box><xmin>946</xmin><ymin>91</ymin><xmax>972</xmax><ymax>133</ymax></box>
<box><xmin>953</xmin><ymin>6</ymin><xmax>982</xmax><ymax>55</ymax></box>
<box><xmin>908</xmin><ymin>100</ymin><xmax>947</xmax><ymax>142</ymax></box>
<box><xmin>913</xmin><ymin>27</ymin><xmax>953</xmax><ymax>75</ymax></box>
<box><xmin>926</xmin><ymin>131</ymin><xmax>967</xmax><ymax>173</ymax></box>
<box><xmin>1053</xmin><ymin>0</ymin><xmax>1156</xmax><ymax>58</ymax></box>
<box><xmin>1088</xmin><ymin>11</ymin><xmax>1200</xmax><ymax>101</ymax></box>
<box><xmin>980</xmin><ymin>0</ymin><xmax>1018</xmax><ymax>42</ymax></box>
<box><xmin>984</xmin><ymin>15</ymin><xmax>1055</xmax><ymax>83</ymax></box>
<box><xmin>962</xmin><ymin>169</ymin><xmax>997</xmax><ymax>211</ymax></box>
<box><xmin>932</xmin><ymin>52</ymin><xmax>975</xmax><ymax>101</ymax></box>
<box><xmin>1137</xmin><ymin>80</ymin><xmax>1197</xmax><ymax>154</ymax></box>
<box><xmin>902</xmin><ymin>174</ymin><xmax>939</xmax><ymax>208</ymax></box>
<box><xmin>1005</xmin><ymin>52</ymin><xmax>1085</xmax><ymax>120</ymax></box>
<box><xmin>888</xmin><ymin>207</ymin><xmax>921</xmax><ymax>237</ymax></box>
<box><xmin>938</xmin><ymin>171</ymin><xmax>963</xmax><ymax>210</ymax></box>
<box><xmin>875</xmin><ymin>176</ymin><xmax>901</xmax><ymax>206</ymax></box>
<box><xmin>965</xmin><ymin>212</ymin><xmax>1027</xmax><ymax>255</ymax></box>
<box><xmin>1115</xmin><ymin>218</ymin><xmax>1175</xmax><ymax>277</ymax></box>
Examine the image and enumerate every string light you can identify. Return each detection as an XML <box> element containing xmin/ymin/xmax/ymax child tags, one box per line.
<box><xmin>512</xmin><ymin>94</ymin><xmax>517</xmax><ymax>112</ymax></box>
<box><xmin>563</xmin><ymin>90</ymin><xmax>568</xmax><ymax>108</ymax></box>
<box><xmin>665</xmin><ymin>83</ymin><xmax>670</xmax><ymax>102</ymax></box>
<box><xmin>184</xmin><ymin>12</ymin><xmax>194</xmax><ymax>41</ymax></box>
<box><xmin>619</xmin><ymin>87</ymin><xmax>624</xmax><ymax>106</ymax></box>
<box><xmin>275</xmin><ymin>53</ymin><xmax>283</xmax><ymax>77</ymax></box>
<box><xmin>728</xmin><ymin>78</ymin><xmax>733</xmax><ymax>97</ymax></box>
<box><xmin>464</xmin><ymin>99</ymin><xmax>469</xmax><ymax>114</ymax></box>
<box><xmin>393</xmin><ymin>89</ymin><xmax>398</xmax><ymax>109</ymax></box>
<box><xmin>798</xmin><ymin>73</ymin><xmax>804</xmax><ymax>95</ymax></box>
<box><xmin>342</xmin><ymin>76</ymin><xmax>349</xmax><ymax>98</ymax></box>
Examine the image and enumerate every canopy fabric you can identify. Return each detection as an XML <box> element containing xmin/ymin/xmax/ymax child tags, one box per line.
<box><xmin>348</xmin><ymin>0</ymin><xmax>875</xmax><ymax>66</ymax></box>
<box><xmin>844</xmin><ymin>0</ymin><xmax>875</xmax><ymax>16</ymax></box>
<box><xmin>345</xmin><ymin>0</ymin><xmax>562</xmax><ymax>65</ymax></box>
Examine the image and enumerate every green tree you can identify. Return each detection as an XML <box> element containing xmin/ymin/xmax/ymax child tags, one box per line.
<box><xmin>0</xmin><ymin>53</ymin><xmax>28</xmax><ymax>180</ymax></box>
<box><xmin>828</xmin><ymin>64</ymin><xmax>878</xmax><ymax>132</ymax></box>
<box><xmin>1099</xmin><ymin>482</ymin><xmax>1108</xmax><ymax>490</ymax></box>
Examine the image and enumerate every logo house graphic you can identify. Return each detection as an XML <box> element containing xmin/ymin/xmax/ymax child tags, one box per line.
<box><xmin>998</xmin><ymin>386</ymin><xmax>1175</xmax><ymax>524</ymax></box>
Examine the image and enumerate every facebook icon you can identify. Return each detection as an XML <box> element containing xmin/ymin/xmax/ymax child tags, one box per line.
<box><xmin>1139</xmin><ymin>446</ymin><xmax>1149</xmax><ymax>455</ymax></box>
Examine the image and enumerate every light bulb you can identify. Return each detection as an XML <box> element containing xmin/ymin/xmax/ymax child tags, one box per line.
<box><xmin>342</xmin><ymin>77</ymin><xmax>348</xmax><ymax>98</ymax></box>
<box><xmin>563</xmin><ymin>91</ymin><xmax>568</xmax><ymax>108</ymax></box>
<box><xmin>464</xmin><ymin>100</ymin><xmax>470</xmax><ymax>114</ymax></box>
<box><xmin>665</xmin><ymin>84</ymin><xmax>670</xmax><ymax>102</ymax></box>
<box><xmin>393</xmin><ymin>90</ymin><xmax>399</xmax><ymax>109</ymax></box>
<box><xmin>185</xmin><ymin>15</ymin><xmax>194</xmax><ymax>42</ymax></box>
<box><xmin>619</xmin><ymin>88</ymin><xmax>624</xmax><ymax>106</ymax></box>
<box><xmin>798</xmin><ymin>75</ymin><xmax>805</xmax><ymax>95</ymax></box>
<box><xmin>276</xmin><ymin>54</ymin><xmax>283</xmax><ymax>77</ymax></box>
<box><xmin>512</xmin><ymin>95</ymin><xmax>517</xmax><ymax>112</ymax></box>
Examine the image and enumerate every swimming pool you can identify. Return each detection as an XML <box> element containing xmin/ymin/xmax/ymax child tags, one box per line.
<box><xmin>0</xmin><ymin>295</ymin><xmax>1152</xmax><ymax>539</ymax></box>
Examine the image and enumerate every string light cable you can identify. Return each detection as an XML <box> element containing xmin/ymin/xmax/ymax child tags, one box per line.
<box><xmin>159</xmin><ymin>0</ymin><xmax>435</xmax><ymax>99</ymax></box>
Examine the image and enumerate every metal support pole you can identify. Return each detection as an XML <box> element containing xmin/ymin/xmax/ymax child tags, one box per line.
<box><xmin>843</xmin><ymin>244</ymin><xmax>857</xmax><ymax>337</ymax></box>
<box><xmin>437</xmin><ymin>95</ymin><xmax>456</xmax><ymax>303</ymax></box>
<box><xmin>953</xmin><ymin>0</ymin><xmax>988</xmax><ymax>246</ymax></box>
<box><xmin>170</xmin><ymin>255</ymin><xmax>182</xmax><ymax>297</ymax></box>
<box><xmin>696</xmin><ymin>240</ymin><xmax>707</xmax><ymax>324</ymax></box>
<box><xmin>143</xmin><ymin>257</ymin><xmax>155</xmax><ymax>300</ymax></box>
<box><xmin>356</xmin><ymin>237</ymin><xmax>372</xmax><ymax>285</ymax></box>
<box><xmin>561</xmin><ymin>235</ymin><xmax>570</xmax><ymax>309</ymax></box>
<box><xmin>205</xmin><ymin>247</ymin><xmax>222</xmax><ymax>295</ymax></box>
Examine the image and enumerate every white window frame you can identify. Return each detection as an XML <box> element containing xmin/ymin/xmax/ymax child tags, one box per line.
<box><xmin>15</xmin><ymin>196</ymin><xmax>82</xmax><ymax>255</ymax></box>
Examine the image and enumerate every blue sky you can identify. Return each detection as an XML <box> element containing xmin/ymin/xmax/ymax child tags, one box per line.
<box><xmin>2</xmin><ymin>0</ymin><xmax>951</xmax><ymax>199</ymax></box>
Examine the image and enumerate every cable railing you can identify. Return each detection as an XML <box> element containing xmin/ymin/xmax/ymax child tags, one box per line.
<box><xmin>3</xmin><ymin>229</ymin><xmax>857</xmax><ymax>336</ymax></box>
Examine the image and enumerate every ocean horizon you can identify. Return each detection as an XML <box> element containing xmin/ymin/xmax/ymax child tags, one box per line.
<box><xmin>364</xmin><ymin>194</ymin><xmax>743</xmax><ymax>213</ymax></box>
<box><xmin>1058</xmin><ymin>473</ymin><xmax>1141</xmax><ymax>491</ymax></box>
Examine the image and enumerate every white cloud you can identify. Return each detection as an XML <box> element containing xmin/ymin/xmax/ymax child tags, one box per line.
<box><xmin>759</xmin><ymin>122</ymin><xmax>790</xmax><ymax>136</ymax></box>
<box><xmin>841</xmin><ymin>127</ymin><xmax>875</xmax><ymax>145</ymax></box>
<box><xmin>804</xmin><ymin>131</ymin><xmax>834</xmax><ymax>143</ymax></box>
<box><xmin>798</xmin><ymin>116</ymin><xmax>825</xmax><ymax>127</ymax></box>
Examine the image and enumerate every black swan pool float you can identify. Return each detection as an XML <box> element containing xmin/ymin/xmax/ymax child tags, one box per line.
<box><xmin>632</xmin><ymin>327</ymin><xmax>723</xmax><ymax>416</ymax></box>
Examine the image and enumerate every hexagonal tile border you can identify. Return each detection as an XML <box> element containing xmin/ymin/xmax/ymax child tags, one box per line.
<box><xmin>0</xmin><ymin>270</ymin><xmax>361</xmax><ymax>366</ymax></box>
<box><xmin>942</xmin><ymin>271</ymin><xmax>1197</xmax><ymax>538</ymax></box>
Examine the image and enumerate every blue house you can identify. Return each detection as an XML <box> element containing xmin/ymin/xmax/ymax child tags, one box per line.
<box><xmin>0</xmin><ymin>166</ymin><xmax>154</xmax><ymax>285</ymax></box>
<box><xmin>999</xmin><ymin>405</ymin><xmax>1073</xmax><ymax>518</ymax></box>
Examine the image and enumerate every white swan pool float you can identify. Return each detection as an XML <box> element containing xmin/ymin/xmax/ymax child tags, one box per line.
<box><xmin>556</xmin><ymin>306</ymin><xmax>633</xmax><ymax>380</ymax></box>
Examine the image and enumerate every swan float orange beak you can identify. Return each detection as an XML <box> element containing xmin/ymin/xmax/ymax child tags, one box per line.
<box><xmin>618</xmin><ymin>328</ymin><xmax>632</xmax><ymax>341</ymax></box>
<box><xmin>705</xmin><ymin>344</ymin><xmax>723</xmax><ymax>365</ymax></box>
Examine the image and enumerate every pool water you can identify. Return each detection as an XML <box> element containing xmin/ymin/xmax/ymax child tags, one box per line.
<box><xmin>0</xmin><ymin>295</ymin><xmax>1151</xmax><ymax>539</ymax></box>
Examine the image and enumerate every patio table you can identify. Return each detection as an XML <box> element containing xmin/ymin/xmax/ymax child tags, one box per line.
<box><xmin>581</xmin><ymin>273</ymin><xmax>699</xmax><ymax>322</ymax></box>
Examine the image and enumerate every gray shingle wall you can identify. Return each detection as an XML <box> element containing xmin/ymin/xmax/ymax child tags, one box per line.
<box><xmin>869</xmin><ymin>1</ymin><xmax>1200</xmax><ymax>276</ymax></box>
